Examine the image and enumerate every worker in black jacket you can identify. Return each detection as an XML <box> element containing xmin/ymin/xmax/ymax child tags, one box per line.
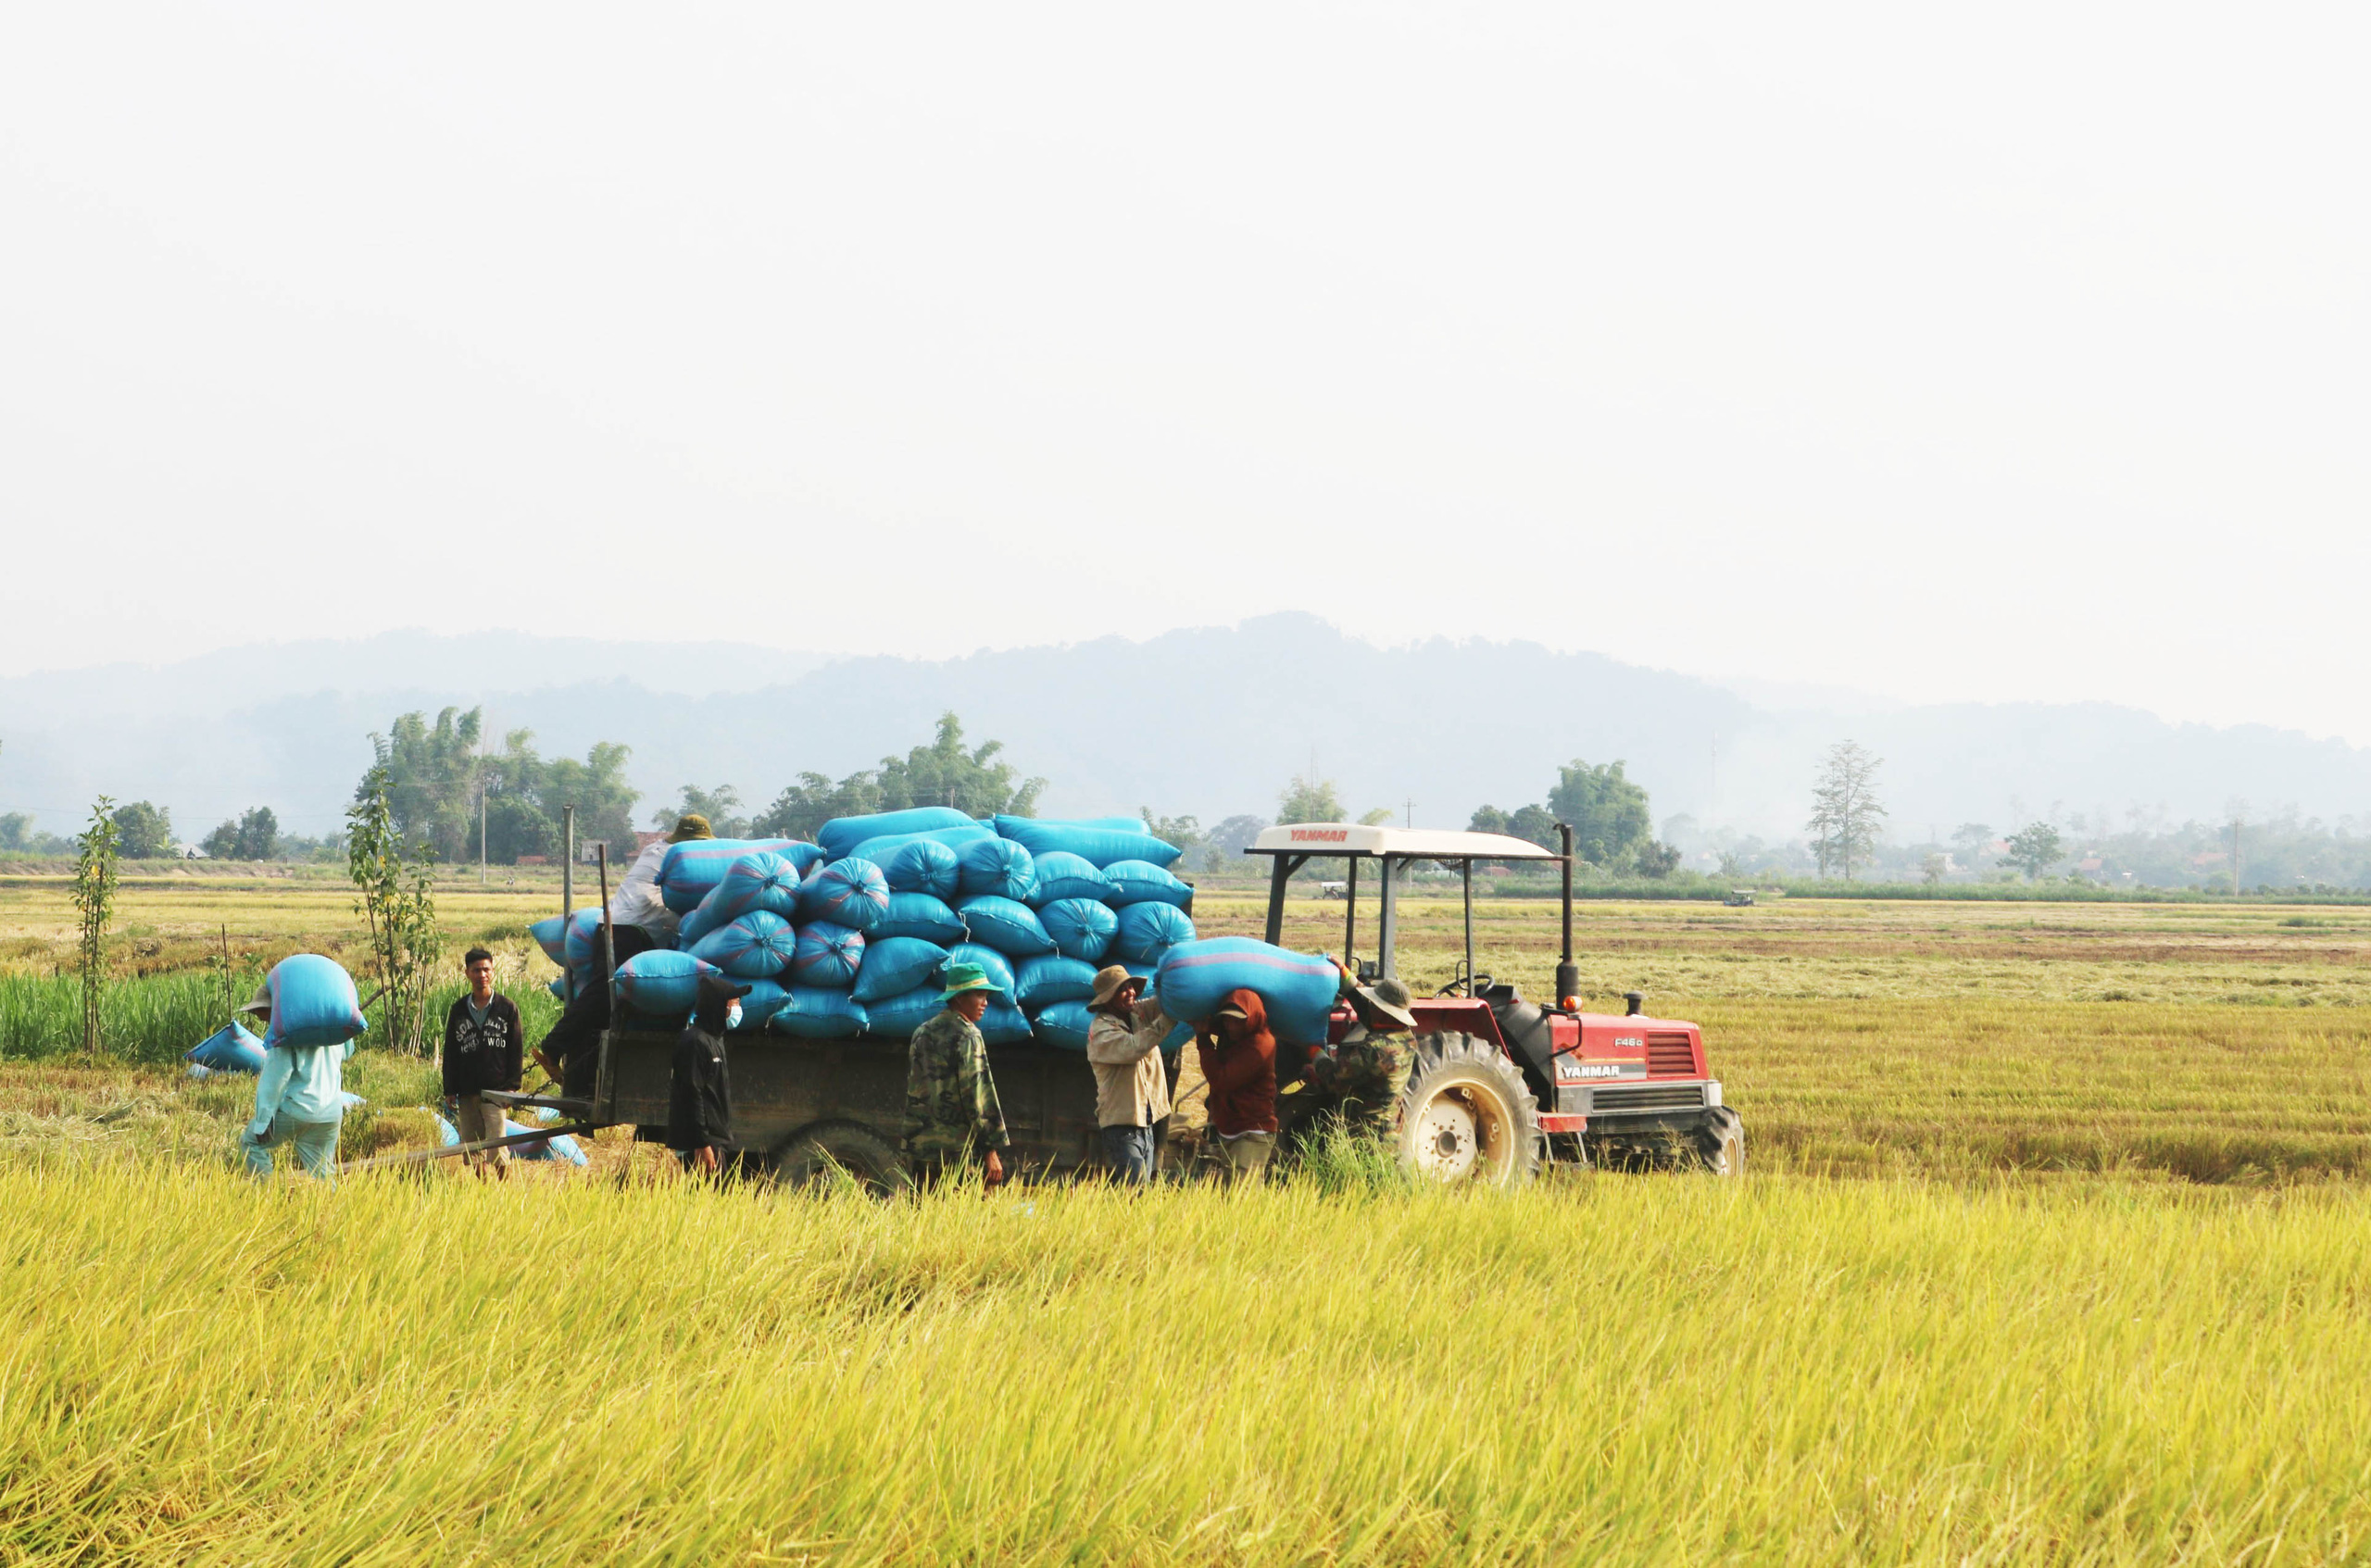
<box><xmin>669</xmin><ymin>973</ymin><xmax>749</xmax><ymax>1175</ymax></box>
<box><xmin>443</xmin><ymin>947</ymin><xmax>524</xmax><ymax>1176</ymax></box>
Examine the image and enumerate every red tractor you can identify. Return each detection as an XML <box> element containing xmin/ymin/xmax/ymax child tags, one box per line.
<box><xmin>1247</xmin><ymin>822</ymin><xmax>1742</xmax><ymax>1186</ymax></box>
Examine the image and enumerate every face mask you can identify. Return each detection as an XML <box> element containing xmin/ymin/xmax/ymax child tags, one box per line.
<box><xmin>724</xmin><ymin>1003</ymin><xmax>744</xmax><ymax>1031</ymax></box>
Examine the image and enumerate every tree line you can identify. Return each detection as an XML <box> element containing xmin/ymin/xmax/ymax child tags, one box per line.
<box><xmin>356</xmin><ymin>709</ymin><xmax>1047</xmax><ymax>866</ymax></box>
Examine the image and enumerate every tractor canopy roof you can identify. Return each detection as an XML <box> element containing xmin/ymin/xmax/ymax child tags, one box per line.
<box><xmin>1247</xmin><ymin>823</ymin><xmax>1559</xmax><ymax>861</ymax></box>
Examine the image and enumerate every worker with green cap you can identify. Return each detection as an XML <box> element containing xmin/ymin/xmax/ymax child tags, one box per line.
<box><xmin>608</xmin><ymin>814</ymin><xmax>713</xmax><ymax>947</ymax></box>
<box><xmin>903</xmin><ymin>960</ymin><xmax>1011</xmax><ymax>1191</ymax></box>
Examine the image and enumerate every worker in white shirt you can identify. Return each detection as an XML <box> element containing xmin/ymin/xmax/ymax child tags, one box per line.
<box><xmin>608</xmin><ymin>814</ymin><xmax>713</xmax><ymax>947</ymax></box>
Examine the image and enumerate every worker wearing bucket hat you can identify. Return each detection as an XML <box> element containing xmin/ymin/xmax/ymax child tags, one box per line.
<box><xmin>1085</xmin><ymin>965</ymin><xmax>1173</xmax><ymax>1184</ymax></box>
<box><xmin>903</xmin><ymin>961</ymin><xmax>1011</xmax><ymax>1191</ymax></box>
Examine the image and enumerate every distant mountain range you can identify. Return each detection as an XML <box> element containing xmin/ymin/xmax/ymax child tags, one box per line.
<box><xmin>1</xmin><ymin>615</ymin><xmax>2363</xmax><ymax>845</ymax></box>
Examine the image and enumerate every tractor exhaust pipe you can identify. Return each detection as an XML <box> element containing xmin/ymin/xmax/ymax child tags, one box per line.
<box><xmin>1556</xmin><ymin>823</ymin><xmax>1579</xmax><ymax>1009</ymax></box>
<box><xmin>1625</xmin><ymin>991</ymin><xmax>1645</xmax><ymax>1017</ymax></box>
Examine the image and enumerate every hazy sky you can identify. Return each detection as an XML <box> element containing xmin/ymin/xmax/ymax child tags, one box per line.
<box><xmin>5</xmin><ymin>5</ymin><xmax>2365</xmax><ymax>738</ymax></box>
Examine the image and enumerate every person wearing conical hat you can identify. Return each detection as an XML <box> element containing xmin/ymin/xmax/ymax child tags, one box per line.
<box><xmin>903</xmin><ymin>961</ymin><xmax>1011</xmax><ymax>1192</ymax></box>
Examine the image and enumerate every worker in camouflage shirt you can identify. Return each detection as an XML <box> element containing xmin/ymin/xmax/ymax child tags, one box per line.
<box><xmin>1308</xmin><ymin>968</ymin><xmax>1420</xmax><ymax>1135</ymax></box>
<box><xmin>903</xmin><ymin>960</ymin><xmax>1010</xmax><ymax>1191</ymax></box>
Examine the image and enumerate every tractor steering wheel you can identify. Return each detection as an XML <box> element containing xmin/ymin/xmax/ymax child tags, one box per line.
<box><xmin>1433</xmin><ymin>972</ymin><xmax>1495</xmax><ymax>998</ymax></box>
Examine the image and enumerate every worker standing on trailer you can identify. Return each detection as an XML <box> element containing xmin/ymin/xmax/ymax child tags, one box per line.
<box><xmin>442</xmin><ymin>947</ymin><xmax>523</xmax><ymax>1176</ymax></box>
<box><xmin>668</xmin><ymin>973</ymin><xmax>748</xmax><ymax>1175</ymax></box>
<box><xmin>1085</xmin><ymin>965</ymin><xmax>1172</xmax><ymax>1184</ymax></box>
<box><xmin>1197</xmin><ymin>989</ymin><xmax>1278</xmax><ymax>1183</ymax></box>
<box><xmin>608</xmin><ymin>814</ymin><xmax>712</xmax><ymax>947</ymax></box>
<box><xmin>903</xmin><ymin>962</ymin><xmax>1010</xmax><ymax>1192</ymax></box>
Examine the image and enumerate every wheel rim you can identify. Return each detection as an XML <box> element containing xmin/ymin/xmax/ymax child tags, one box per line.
<box><xmin>1406</xmin><ymin>1083</ymin><xmax>1516</xmax><ymax>1184</ymax></box>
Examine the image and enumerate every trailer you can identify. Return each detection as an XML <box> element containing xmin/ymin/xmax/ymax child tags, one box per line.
<box><xmin>480</xmin><ymin>1028</ymin><xmax>1111</xmax><ymax>1193</ymax></box>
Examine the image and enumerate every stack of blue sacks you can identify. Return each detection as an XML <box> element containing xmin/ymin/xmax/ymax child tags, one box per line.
<box><xmin>540</xmin><ymin>809</ymin><xmax>1198</xmax><ymax>1052</ymax></box>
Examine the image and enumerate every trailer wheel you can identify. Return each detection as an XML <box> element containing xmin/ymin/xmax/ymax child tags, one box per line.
<box><xmin>1395</xmin><ymin>1033</ymin><xmax>1540</xmax><ymax>1188</ymax></box>
<box><xmin>1693</xmin><ymin>1107</ymin><xmax>1745</xmax><ymax>1177</ymax></box>
<box><xmin>772</xmin><ymin>1122</ymin><xmax>914</xmax><ymax>1198</ymax></box>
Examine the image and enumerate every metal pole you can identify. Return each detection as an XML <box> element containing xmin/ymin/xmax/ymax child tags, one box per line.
<box><xmin>560</xmin><ymin>806</ymin><xmax>576</xmax><ymax>1008</ymax></box>
<box><xmin>1461</xmin><ymin>858</ymin><xmax>1474</xmax><ymax>995</ymax></box>
<box><xmin>1377</xmin><ymin>857</ymin><xmax>1398</xmax><ymax>981</ymax></box>
<box><xmin>594</xmin><ymin>844</ymin><xmax>615</xmax><ymax>1121</ymax></box>
<box><xmin>1342</xmin><ymin>856</ymin><xmax>1358</xmax><ymax>970</ymax></box>
<box><xmin>1263</xmin><ymin>856</ymin><xmax>1290</xmax><ymax>946</ymax></box>
<box><xmin>1556</xmin><ymin>823</ymin><xmax>1579</xmax><ymax>1008</ymax></box>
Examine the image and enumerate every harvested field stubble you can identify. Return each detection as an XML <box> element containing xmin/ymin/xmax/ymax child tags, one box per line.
<box><xmin>6</xmin><ymin>1166</ymin><xmax>2371</xmax><ymax>1564</ymax></box>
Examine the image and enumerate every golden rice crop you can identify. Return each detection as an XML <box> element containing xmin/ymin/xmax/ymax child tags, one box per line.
<box><xmin>6</xmin><ymin>1165</ymin><xmax>2371</xmax><ymax>1565</ymax></box>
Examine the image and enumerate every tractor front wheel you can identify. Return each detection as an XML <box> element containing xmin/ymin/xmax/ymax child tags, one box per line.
<box><xmin>1395</xmin><ymin>1033</ymin><xmax>1541</xmax><ymax>1188</ymax></box>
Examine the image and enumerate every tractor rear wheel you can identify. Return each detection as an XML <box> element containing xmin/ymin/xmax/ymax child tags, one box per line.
<box><xmin>1395</xmin><ymin>1033</ymin><xmax>1541</xmax><ymax>1188</ymax></box>
<box><xmin>1692</xmin><ymin>1107</ymin><xmax>1745</xmax><ymax>1176</ymax></box>
<box><xmin>772</xmin><ymin>1122</ymin><xmax>914</xmax><ymax>1198</ymax></box>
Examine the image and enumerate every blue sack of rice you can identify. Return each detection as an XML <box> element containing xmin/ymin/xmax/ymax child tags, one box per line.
<box><xmin>1038</xmin><ymin>897</ymin><xmax>1118</xmax><ymax>963</ymax></box>
<box><xmin>1153</xmin><ymin>937</ymin><xmax>1341</xmax><ymax>1045</ymax></box>
<box><xmin>956</xmin><ymin>896</ymin><xmax>1057</xmax><ymax>958</ymax></box>
<box><xmin>709</xmin><ymin>850</ymin><xmax>807</xmax><ymax>924</ymax></box>
<box><xmin>438</xmin><ymin>1112</ymin><xmax>586</xmax><ymax>1165</ymax></box>
<box><xmin>613</xmin><ymin>950</ymin><xmax>720</xmax><ymax>1020</ymax></box>
<box><xmin>818</xmin><ymin>807</ymin><xmax>979</xmax><ymax>861</ymax></box>
<box><xmin>846</xmin><ymin>822</ymin><xmax>997</xmax><ymax>867</ymax></box>
<box><xmin>789</xmin><ymin>922</ymin><xmax>866</xmax><ymax>988</ymax></box>
<box><xmin>674</xmin><ymin>884</ymin><xmax>731</xmax><ymax>949</ymax></box>
<box><xmin>957</xmin><ymin>836</ymin><xmax>1037</xmax><ymax>902</ymax></box>
<box><xmin>657</xmin><ymin>839</ymin><xmax>756</xmax><ymax>913</ymax></box>
<box><xmin>529</xmin><ymin>914</ymin><xmax>571</xmax><ymax>965</ymax></box>
<box><xmin>691</xmin><ymin>909</ymin><xmax>797</xmax><ymax>979</ymax></box>
<box><xmin>258</xmin><ymin>954</ymin><xmax>369</xmax><ymax>1048</ymax></box>
<box><xmin>769</xmin><ymin>985</ymin><xmax>870</xmax><ymax>1039</ymax></box>
<box><xmin>799</xmin><ymin>857</ymin><xmax>892</xmax><ymax>933</ymax></box>
<box><xmin>872</xmin><ymin>891</ymin><xmax>969</xmax><ymax>945</ymax></box>
<box><xmin>1027</xmin><ymin>851</ymin><xmax>1116</xmax><ymax>906</ymax></box>
<box><xmin>861</xmin><ymin>985</ymin><xmax>945</xmax><ymax>1039</ymax></box>
<box><xmin>941</xmin><ymin>942</ymin><xmax>1017</xmax><ymax>1001</ymax></box>
<box><xmin>737</xmin><ymin>979</ymin><xmax>791</xmax><ymax>1029</ymax></box>
<box><xmin>758</xmin><ymin>838</ymin><xmax>828</xmax><ymax>876</ymax></box>
<box><xmin>1113</xmin><ymin>902</ymin><xmax>1196</xmax><ymax>965</ymax></box>
<box><xmin>1014</xmin><ymin>954</ymin><xmax>1098</xmax><ymax>1011</ymax></box>
<box><xmin>853</xmin><ymin>935</ymin><xmax>950</xmax><ymax>1002</ymax></box>
<box><xmin>982</xmin><ymin>998</ymin><xmax>1034</xmax><ymax>1046</ymax></box>
<box><xmin>546</xmin><ymin>978</ymin><xmax>565</xmax><ymax>1001</ymax></box>
<box><xmin>187</xmin><ymin>1021</ymin><xmax>266</xmax><ymax>1073</ymax></box>
<box><xmin>992</xmin><ymin>815</ymin><xmax>1182</xmax><ymax>870</ymax></box>
<box><xmin>560</xmin><ymin>907</ymin><xmax>615</xmax><ymax>973</ymax></box>
<box><xmin>878</xmin><ymin>838</ymin><xmax>962</xmax><ymax>900</ymax></box>
<box><xmin>1032</xmin><ymin>998</ymin><xmax>1094</xmax><ymax>1051</ymax></box>
<box><xmin>1103</xmin><ymin>859</ymin><xmax>1193</xmax><ymax>909</ymax></box>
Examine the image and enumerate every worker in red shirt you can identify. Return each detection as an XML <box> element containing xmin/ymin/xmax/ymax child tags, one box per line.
<box><xmin>1197</xmin><ymin>988</ymin><xmax>1277</xmax><ymax>1183</ymax></box>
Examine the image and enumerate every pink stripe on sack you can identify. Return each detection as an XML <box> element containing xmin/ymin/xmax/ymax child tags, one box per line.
<box><xmin>1163</xmin><ymin>950</ymin><xmax>1328</xmax><ymax>975</ymax></box>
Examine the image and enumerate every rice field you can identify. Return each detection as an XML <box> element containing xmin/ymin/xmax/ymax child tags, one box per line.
<box><xmin>4</xmin><ymin>885</ymin><xmax>2370</xmax><ymax>1562</ymax></box>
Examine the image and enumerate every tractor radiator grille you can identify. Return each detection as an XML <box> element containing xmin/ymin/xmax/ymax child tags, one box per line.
<box><xmin>1592</xmin><ymin>1084</ymin><xmax>1707</xmax><ymax>1114</ymax></box>
<box><xmin>1646</xmin><ymin>1031</ymin><xmax>1698</xmax><ymax>1076</ymax></box>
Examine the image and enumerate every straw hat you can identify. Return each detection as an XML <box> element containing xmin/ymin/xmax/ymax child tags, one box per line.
<box><xmin>668</xmin><ymin>814</ymin><xmax>714</xmax><ymax>844</ymax></box>
<box><xmin>1088</xmin><ymin>965</ymin><xmax>1142</xmax><ymax>1008</ymax></box>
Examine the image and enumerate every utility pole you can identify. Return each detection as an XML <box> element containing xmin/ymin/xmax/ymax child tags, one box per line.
<box><xmin>1403</xmin><ymin>797</ymin><xmax>1414</xmax><ymax>828</ymax></box>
